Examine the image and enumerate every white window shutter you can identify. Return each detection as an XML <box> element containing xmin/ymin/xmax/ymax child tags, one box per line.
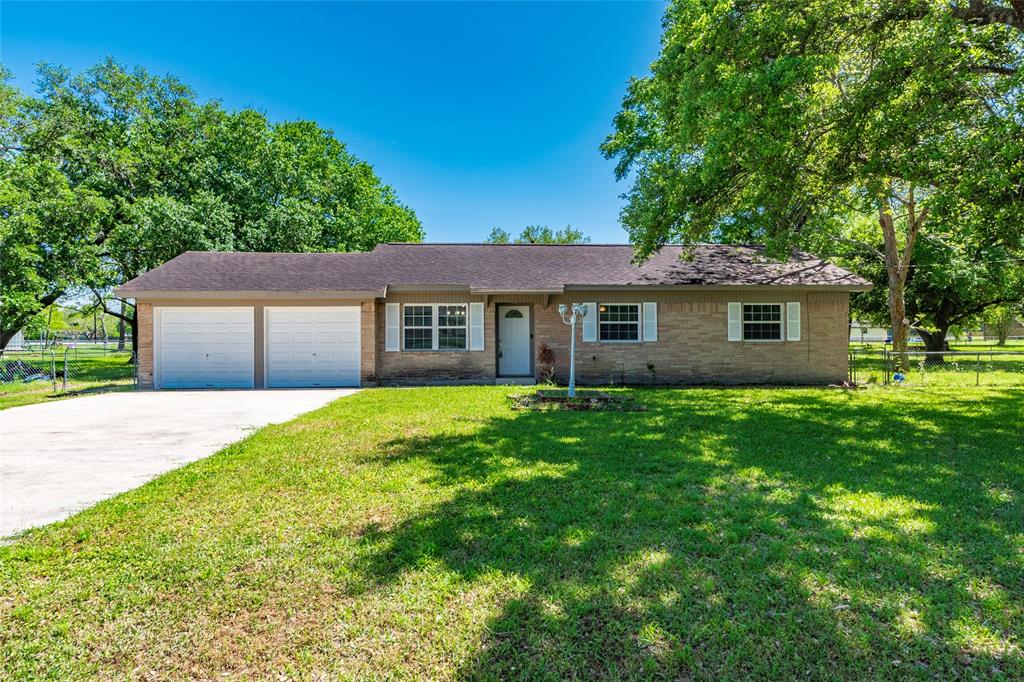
<box><xmin>643</xmin><ymin>302</ymin><xmax>657</xmax><ymax>342</ymax></box>
<box><xmin>728</xmin><ymin>302</ymin><xmax>742</xmax><ymax>341</ymax></box>
<box><xmin>787</xmin><ymin>302</ymin><xmax>801</xmax><ymax>341</ymax></box>
<box><xmin>582</xmin><ymin>302</ymin><xmax>598</xmax><ymax>342</ymax></box>
<box><xmin>470</xmin><ymin>302</ymin><xmax>484</xmax><ymax>351</ymax></box>
<box><xmin>385</xmin><ymin>303</ymin><xmax>400</xmax><ymax>351</ymax></box>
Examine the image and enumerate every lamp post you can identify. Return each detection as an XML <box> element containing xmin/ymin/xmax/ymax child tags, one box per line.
<box><xmin>558</xmin><ymin>303</ymin><xmax>588</xmax><ymax>398</ymax></box>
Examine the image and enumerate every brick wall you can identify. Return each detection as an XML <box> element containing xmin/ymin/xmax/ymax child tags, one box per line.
<box><xmin>538</xmin><ymin>291</ymin><xmax>849</xmax><ymax>385</ymax></box>
<box><xmin>136</xmin><ymin>302</ymin><xmax>154</xmax><ymax>388</ymax></box>
<box><xmin>375</xmin><ymin>289</ymin><xmax>850</xmax><ymax>386</ymax></box>
<box><xmin>375</xmin><ymin>292</ymin><xmax>495</xmax><ymax>384</ymax></box>
<box><xmin>134</xmin><ymin>289</ymin><xmax>851</xmax><ymax>389</ymax></box>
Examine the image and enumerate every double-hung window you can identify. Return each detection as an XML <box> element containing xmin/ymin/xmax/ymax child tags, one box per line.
<box><xmin>742</xmin><ymin>304</ymin><xmax>782</xmax><ymax>341</ymax></box>
<box><xmin>598</xmin><ymin>303</ymin><xmax>640</xmax><ymax>341</ymax></box>
<box><xmin>437</xmin><ymin>305</ymin><xmax>467</xmax><ymax>350</ymax></box>
<box><xmin>403</xmin><ymin>304</ymin><xmax>468</xmax><ymax>350</ymax></box>
<box><xmin>403</xmin><ymin>305</ymin><xmax>434</xmax><ymax>350</ymax></box>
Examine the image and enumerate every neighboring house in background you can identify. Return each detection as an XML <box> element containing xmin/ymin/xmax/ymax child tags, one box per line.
<box><xmin>849</xmin><ymin>322</ymin><xmax>889</xmax><ymax>343</ymax></box>
<box><xmin>114</xmin><ymin>243</ymin><xmax>870</xmax><ymax>388</ymax></box>
<box><xmin>4</xmin><ymin>330</ymin><xmax>25</xmax><ymax>351</ymax></box>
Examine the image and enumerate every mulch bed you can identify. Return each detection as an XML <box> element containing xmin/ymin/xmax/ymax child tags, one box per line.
<box><xmin>510</xmin><ymin>389</ymin><xmax>646</xmax><ymax>412</ymax></box>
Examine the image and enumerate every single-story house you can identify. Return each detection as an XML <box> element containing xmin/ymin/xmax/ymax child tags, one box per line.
<box><xmin>114</xmin><ymin>243</ymin><xmax>870</xmax><ymax>389</ymax></box>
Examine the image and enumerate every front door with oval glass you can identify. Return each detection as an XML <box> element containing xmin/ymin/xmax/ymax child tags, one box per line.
<box><xmin>497</xmin><ymin>305</ymin><xmax>531</xmax><ymax>376</ymax></box>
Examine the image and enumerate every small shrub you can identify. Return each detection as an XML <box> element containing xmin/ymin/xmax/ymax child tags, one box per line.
<box><xmin>537</xmin><ymin>342</ymin><xmax>556</xmax><ymax>384</ymax></box>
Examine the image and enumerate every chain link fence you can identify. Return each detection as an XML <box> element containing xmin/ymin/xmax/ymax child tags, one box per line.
<box><xmin>0</xmin><ymin>345</ymin><xmax>136</xmax><ymax>399</ymax></box>
<box><xmin>849</xmin><ymin>347</ymin><xmax>1024</xmax><ymax>387</ymax></box>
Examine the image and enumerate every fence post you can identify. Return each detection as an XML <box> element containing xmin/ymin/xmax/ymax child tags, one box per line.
<box><xmin>50</xmin><ymin>350</ymin><xmax>57</xmax><ymax>393</ymax></box>
<box><xmin>62</xmin><ymin>347</ymin><xmax>69</xmax><ymax>391</ymax></box>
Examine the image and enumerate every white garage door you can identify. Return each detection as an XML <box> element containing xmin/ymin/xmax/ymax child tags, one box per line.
<box><xmin>156</xmin><ymin>307</ymin><xmax>254</xmax><ymax>389</ymax></box>
<box><xmin>265</xmin><ymin>307</ymin><xmax>361</xmax><ymax>388</ymax></box>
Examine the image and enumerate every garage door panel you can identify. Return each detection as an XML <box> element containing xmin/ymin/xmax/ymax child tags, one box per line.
<box><xmin>265</xmin><ymin>306</ymin><xmax>360</xmax><ymax>388</ymax></box>
<box><xmin>157</xmin><ymin>307</ymin><xmax>254</xmax><ymax>389</ymax></box>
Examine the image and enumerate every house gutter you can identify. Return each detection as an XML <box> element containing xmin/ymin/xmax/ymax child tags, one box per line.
<box><xmin>564</xmin><ymin>284</ymin><xmax>872</xmax><ymax>292</ymax></box>
<box><xmin>113</xmin><ymin>289</ymin><xmax>387</xmax><ymax>300</ymax></box>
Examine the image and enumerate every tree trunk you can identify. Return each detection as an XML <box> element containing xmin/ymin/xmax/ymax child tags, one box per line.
<box><xmin>129</xmin><ymin>311</ymin><xmax>138</xmax><ymax>359</ymax></box>
<box><xmin>878</xmin><ymin>187</ymin><xmax>927</xmax><ymax>372</ymax></box>
<box><xmin>917</xmin><ymin>328</ymin><xmax>951</xmax><ymax>363</ymax></box>
<box><xmin>996</xmin><ymin>315</ymin><xmax>1012</xmax><ymax>345</ymax></box>
<box><xmin>117</xmin><ymin>300</ymin><xmax>126</xmax><ymax>351</ymax></box>
<box><xmin>886</xmin><ymin>272</ymin><xmax>910</xmax><ymax>369</ymax></box>
<box><xmin>918</xmin><ymin>299</ymin><xmax>955</xmax><ymax>364</ymax></box>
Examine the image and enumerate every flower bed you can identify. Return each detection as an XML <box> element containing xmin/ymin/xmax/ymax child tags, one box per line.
<box><xmin>510</xmin><ymin>390</ymin><xmax>645</xmax><ymax>411</ymax></box>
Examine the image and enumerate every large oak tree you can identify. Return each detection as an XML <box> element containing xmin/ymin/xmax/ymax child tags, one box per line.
<box><xmin>1</xmin><ymin>60</ymin><xmax>423</xmax><ymax>350</ymax></box>
<box><xmin>603</xmin><ymin>1</ymin><xmax>1024</xmax><ymax>364</ymax></box>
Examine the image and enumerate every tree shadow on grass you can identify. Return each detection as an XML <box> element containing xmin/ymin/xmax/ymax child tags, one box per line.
<box><xmin>350</xmin><ymin>389</ymin><xmax>1024</xmax><ymax>679</ymax></box>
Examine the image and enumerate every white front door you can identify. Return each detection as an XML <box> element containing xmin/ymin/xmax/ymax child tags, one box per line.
<box><xmin>156</xmin><ymin>307</ymin><xmax>255</xmax><ymax>389</ymax></box>
<box><xmin>498</xmin><ymin>305</ymin><xmax>531</xmax><ymax>376</ymax></box>
<box><xmin>265</xmin><ymin>306</ymin><xmax>361</xmax><ymax>387</ymax></box>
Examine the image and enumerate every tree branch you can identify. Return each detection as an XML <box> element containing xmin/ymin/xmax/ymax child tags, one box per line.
<box><xmin>949</xmin><ymin>297</ymin><xmax>1020</xmax><ymax>324</ymax></box>
<box><xmin>951</xmin><ymin>1</ymin><xmax>1024</xmax><ymax>34</ymax></box>
<box><xmin>969</xmin><ymin>63</ymin><xmax>1019</xmax><ymax>76</ymax></box>
<box><xmin>88</xmin><ymin>287</ymin><xmax>136</xmax><ymax>324</ymax></box>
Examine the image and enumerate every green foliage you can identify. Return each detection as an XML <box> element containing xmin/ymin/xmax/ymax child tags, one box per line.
<box><xmin>0</xmin><ymin>60</ymin><xmax>423</xmax><ymax>344</ymax></box>
<box><xmin>485</xmin><ymin>224</ymin><xmax>590</xmax><ymax>244</ymax></box>
<box><xmin>602</xmin><ymin>0</ymin><xmax>1024</xmax><ymax>254</ymax></box>
<box><xmin>603</xmin><ymin>0</ymin><xmax>1024</xmax><ymax>360</ymax></box>
<box><xmin>846</xmin><ymin>230</ymin><xmax>1024</xmax><ymax>345</ymax></box>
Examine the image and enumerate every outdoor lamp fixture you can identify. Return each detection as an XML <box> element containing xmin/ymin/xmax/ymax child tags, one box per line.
<box><xmin>558</xmin><ymin>303</ymin><xmax>588</xmax><ymax>398</ymax></box>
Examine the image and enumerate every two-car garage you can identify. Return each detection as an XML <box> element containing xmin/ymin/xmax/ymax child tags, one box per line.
<box><xmin>154</xmin><ymin>306</ymin><xmax>361</xmax><ymax>389</ymax></box>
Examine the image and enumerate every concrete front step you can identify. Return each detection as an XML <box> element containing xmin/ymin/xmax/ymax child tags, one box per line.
<box><xmin>494</xmin><ymin>377</ymin><xmax>537</xmax><ymax>386</ymax></box>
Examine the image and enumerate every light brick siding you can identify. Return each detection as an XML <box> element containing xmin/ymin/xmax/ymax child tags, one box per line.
<box><xmin>375</xmin><ymin>292</ymin><xmax>495</xmax><ymax>384</ymax></box>
<box><xmin>134</xmin><ymin>297</ymin><xmax>375</xmax><ymax>389</ymax></box>
<box><xmin>136</xmin><ymin>302</ymin><xmax>154</xmax><ymax>388</ymax></box>
<box><xmin>375</xmin><ymin>289</ymin><xmax>849</xmax><ymax>386</ymax></box>
<box><xmin>538</xmin><ymin>291</ymin><xmax>849</xmax><ymax>385</ymax></box>
<box><xmin>134</xmin><ymin>288</ymin><xmax>850</xmax><ymax>388</ymax></box>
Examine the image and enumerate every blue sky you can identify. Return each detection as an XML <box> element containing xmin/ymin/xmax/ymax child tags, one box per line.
<box><xmin>1</xmin><ymin>1</ymin><xmax>666</xmax><ymax>243</ymax></box>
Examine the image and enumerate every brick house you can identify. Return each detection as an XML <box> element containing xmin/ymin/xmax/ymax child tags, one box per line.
<box><xmin>115</xmin><ymin>243</ymin><xmax>870</xmax><ymax>388</ymax></box>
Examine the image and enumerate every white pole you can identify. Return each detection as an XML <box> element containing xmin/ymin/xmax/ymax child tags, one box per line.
<box><xmin>568</xmin><ymin>315</ymin><xmax>577</xmax><ymax>398</ymax></box>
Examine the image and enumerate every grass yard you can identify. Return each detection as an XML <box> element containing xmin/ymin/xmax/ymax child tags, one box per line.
<box><xmin>2</xmin><ymin>386</ymin><xmax>1022</xmax><ymax>679</ymax></box>
<box><xmin>0</xmin><ymin>349</ymin><xmax>135</xmax><ymax>410</ymax></box>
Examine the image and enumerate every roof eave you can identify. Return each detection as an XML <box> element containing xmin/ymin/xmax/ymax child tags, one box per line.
<box><xmin>114</xmin><ymin>288</ymin><xmax>386</xmax><ymax>300</ymax></box>
<box><xmin>469</xmin><ymin>287</ymin><xmax>565</xmax><ymax>295</ymax></box>
<box><xmin>565</xmin><ymin>283</ymin><xmax>873</xmax><ymax>291</ymax></box>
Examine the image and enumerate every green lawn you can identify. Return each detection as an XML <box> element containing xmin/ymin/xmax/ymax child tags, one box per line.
<box><xmin>0</xmin><ymin>349</ymin><xmax>135</xmax><ymax>410</ymax></box>
<box><xmin>2</xmin><ymin>387</ymin><xmax>1022</xmax><ymax>679</ymax></box>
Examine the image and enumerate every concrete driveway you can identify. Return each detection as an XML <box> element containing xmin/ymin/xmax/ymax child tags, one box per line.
<box><xmin>0</xmin><ymin>389</ymin><xmax>357</xmax><ymax>536</ymax></box>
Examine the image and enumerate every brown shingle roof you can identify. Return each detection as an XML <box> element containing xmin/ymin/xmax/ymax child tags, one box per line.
<box><xmin>115</xmin><ymin>243</ymin><xmax>870</xmax><ymax>295</ymax></box>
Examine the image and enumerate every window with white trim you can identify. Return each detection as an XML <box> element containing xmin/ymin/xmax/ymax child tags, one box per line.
<box><xmin>437</xmin><ymin>305</ymin><xmax>468</xmax><ymax>350</ymax></box>
<box><xmin>403</xmin><ymin>305</ymin><xmax>433</xmax><ymax>350</ymax></box>
<box><xmin>742</xmin><ymin>303</ymin><xmax>782</xmax><ymax>341</ymax></box>
<box><xmin>403</xmin><ymin>304</ymin><xmax>469</xmax><ymax>350</ymax></box>
<box><xmin>598</xmin><ymin>303</ymin><xmax>640</xmax><ymax>341</ymax></box>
